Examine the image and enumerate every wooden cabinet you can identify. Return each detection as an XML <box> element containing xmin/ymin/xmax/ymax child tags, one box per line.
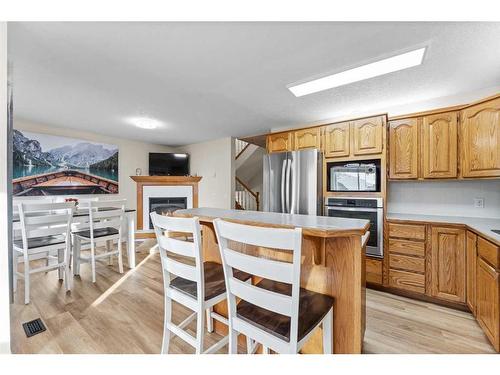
<box><xmin>461</xmin><ymin>97</ymin><xmax>500</xmax><ymax>178</ymax></box>
<box><xmin>466</xmin><ymin>231</ymin><xmax>477</xmax><ymax>314</ymax></box>
<box><xmin>389</xmin><ymin>118</ymin><xmax>419</xmax><ymax>179</ymax></box>
<box><xmin>422</xmin><ymin>112</ymin><xmax>458</xmax><ymax>178</ymax></box>
<box><xmin>324</xmin><ymin>122</ymin><xmax>350</xmax><ymax>158</ymax></box>
<box><xmin>430</xmin><ymin>226</ymin><xmax>466</xmax><ymax>303</ymax></box>
<box><xmin>366</xmin><ymin>258</ymin><xmax>382</xmax><ymax>285</ymax></box>
<box><xmin>352</xmin><ymin>117</ymin><xmax>383</xmax><ymax>156</ymax></box>
<box><xmin>387</xmin><ymin>222</ymin><xmax>427</xmax><ymax>294</ymax></box>
<box><xmin>267</xmin><ymin>132</ymin><xmax>293</xmax><ymax>153</ymax></box>
<box><xmin>293</xmin><ymin>127</ymin><xmax>321</xmax><ymax>151</ymax></box>
<box><xmin>476</xmin><ymin>258</ymin><xmax>499</xmax><ymax>351</ymax></box>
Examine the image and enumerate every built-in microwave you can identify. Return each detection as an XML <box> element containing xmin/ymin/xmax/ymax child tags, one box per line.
<box><xmin>326</xmin><ymin>159</ymin><xmax>381</xmax><ymax>192</ymax></box>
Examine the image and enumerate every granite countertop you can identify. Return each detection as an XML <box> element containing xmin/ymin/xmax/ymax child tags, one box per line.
<box><xmin>386</xmin><ymin>212</ymin><xmax>500</xmax><ymax>246</ymax></box>
<box><xmin>175</xmin><ymin>207</ymin><xmax>370</xmax><ymax>238</ymax></box>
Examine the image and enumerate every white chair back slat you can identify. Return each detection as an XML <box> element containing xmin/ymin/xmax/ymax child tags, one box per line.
<box><xmin>214</xmin><ymin>218</ymin><xmax>303</xmax><ymax>353</ymax></box>
<box><xmin>228</xmin><ymin>277</ymin><xmax>292</xmax><ymax>316</ymax></box>
<box><xmin>215</xmin><ymin>220</ymin><xmax>299</xmax><ymax>250</ymax></box>
<box><xmin>223</xmin><ymin>247</ymin><xmax>294</xmax><ymax>284</ymax></box>
<box><xmin>27</xmin><ymin>225</ymin><xmax>72</xmax><ymax>238</ymax></box>
<box><xmin>86</xmin><ymin>199</ymin><xmax>123</xmax><ymax>209</ymax></box>
<box><xmin>92</xmin><ymin>218</ymin><xmax>122</xmax><ymax>230</ymax></box>
<box><xmin>23</xmin><ymin>213</ymin><xmax>72</xmax><ymax>226</ymax></box>
<box><xmin>152</xmin><ymin>214</ymin><xmax>198</xmax><ymax>234</ymax></box>
<box><xmin>164</xmin><ymin>257</ymin><xmax>198</xmax><ymax>282</ymax></box>
<box><xmin>91</xmin><ymin>208</ymin><xmax>124</xmax><ymax>220</ymax></box>
<box><xmin>161</xmin><ymin>237</ymin><xmax>196</xmax><ymax>258</ymax></box>
<box><xmin>19</xmin><ymin>201</ymin><xmax>74</xmax><ymax>213</ymax></box>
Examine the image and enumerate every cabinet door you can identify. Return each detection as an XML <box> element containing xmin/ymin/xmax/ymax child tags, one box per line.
<box><xmin>294</xmin><ymin>127</ymin><xmax>321</xmax><ymax>150</ymax></box>
<box><xmin>466</xmin><ymin>231</ymin><xmax>477</xmax><ymax>314</ymax></box>
<box><xmin>430</xmin><ymin>226</ymin><xmax>466</xmax><ymax>303</ymax></box>
<box><xmin>352</xmin><ymin>117</ymin><xmax>384</xmax><ymax>156</ymax></box>
<box><xmin>324</xmin><ymin>122</ymin><xmax>350</xmax><ymax>158</ymax></box>
<box><xmin>461</xmin><ymin>97</ymin><xmax>500</xmax><ymax>178</ymax></box>
<box><xmin>422</xmin><ymin>112</ymin><xmax>458</xmax><ymax>178</ymax></box>
<box><xmin>476</xmin><ymin>258</ymin><xmax>500</xmax><ymax>351</ymax></box>
<box><xmin>267</xmin><ymin>132</ymin><xmax>293</xmax><ymax>153</ymax></box>
<box><xmin>389</xmin><ymin>118</ymin><xmax>419</xmax><ymax>179</ymax></box>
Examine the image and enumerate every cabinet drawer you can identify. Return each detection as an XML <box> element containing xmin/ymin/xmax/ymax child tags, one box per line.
<box><xmin>366</xmin><ymin>258</ymin><xmax>382</xmax><ymax>284</ymax></box>
<box><xmin>478</xmin><ymin>237</ymin><xmax>499</xmax><ymax>269</ymax></box>
<box><xmin>388</xmin><ymin>238</ymin><xmax>425</xmax><ymax>257</ymax></box>
<box><xmin>388</xmin><ymin>223</ymin><xmax>426</xmax><ymax>241</ymax></box>
<box><xmin>389</xmin><ymin>269</ymin><xmax>425</xmax><ymax>294</ymax></box>
<box><xmin>389</xmin><ymin>254</ymin><xmax>425</xmax><ymax>273</ymax></box>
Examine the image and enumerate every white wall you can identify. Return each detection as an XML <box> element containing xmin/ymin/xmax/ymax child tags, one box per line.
<box><xmin>176</xmin><ymin>137</ymin><xmax>234</xmax><ymax>209</ymax></box>
<box><xmin>14</xmin><ymin>118</ymin><xmax>173</xmax><ymax>209</ymax></box>
<box><xmin>388</xmin><ymin>180</ymin><xmax>500</xmax><ymax>219</ymax></box>
<box><xmin>0</xmin><ymin>22</ymin><xmax>11</xmax><ymax>353</ymax></box>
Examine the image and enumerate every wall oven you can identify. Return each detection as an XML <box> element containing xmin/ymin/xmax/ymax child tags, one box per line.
<box><xmin>325</xmin><ymin>197</ymin><xmax>383</xmax><ymax>258</ymax></box>
<box><xmin>327</xmin><ymin>160</ymin><xmax>380</xmax><ymax>192</ymax></box>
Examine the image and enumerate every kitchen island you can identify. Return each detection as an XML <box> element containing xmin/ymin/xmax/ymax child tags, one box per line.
<box><xmin>175</xmin><ymin>207</ymin><xmax>370</xmax><ymax>354</ymax></box>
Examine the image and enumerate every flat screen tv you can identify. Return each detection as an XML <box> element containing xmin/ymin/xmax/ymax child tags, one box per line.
<box><xmin>149</xmin><ymin>153</ymin><xmax>190</xmax><ymax>176</ymax></box>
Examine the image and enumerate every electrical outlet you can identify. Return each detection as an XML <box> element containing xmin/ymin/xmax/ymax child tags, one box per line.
<box><xmin>474</xmin><ymin>198</ymin><xmax>485</xmax><ymax>208</ymax></box>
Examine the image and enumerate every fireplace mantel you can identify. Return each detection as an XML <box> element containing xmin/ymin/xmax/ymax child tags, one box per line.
<box><xmin>130</xmin><ymin>175</ymin><xmax>202</xmax><ymax>238</ymax></box>
<box><xmin>130</xmin><ymin>175</ymin><xmax>202</xmax><ymax>184</ymax></box>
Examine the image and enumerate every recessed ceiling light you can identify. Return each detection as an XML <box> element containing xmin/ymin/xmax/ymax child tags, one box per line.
<box><xmin>288</xmin><ymin>47</ymin><xmax>427</xmax><ymax>97</ymax></box>
<box><xmin>126</xmin><ymin>116</ymin><xmax>163</xmax><ymax>130</ymax></box>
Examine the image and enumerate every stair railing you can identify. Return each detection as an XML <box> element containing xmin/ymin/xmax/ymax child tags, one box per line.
<box><xmin>235</xmin><ymin>176</ymin><xmax>259</xmax><ymax>211</ymax></box>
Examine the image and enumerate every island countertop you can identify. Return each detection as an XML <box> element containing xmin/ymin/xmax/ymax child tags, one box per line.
<box><xmin>175</xmin><ymin>207</ymin><xmax>370</xmax><ymax>238</ymax></box>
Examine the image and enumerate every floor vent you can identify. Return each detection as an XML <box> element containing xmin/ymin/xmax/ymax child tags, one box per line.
<box><xmin>22</xmin><ymin>318</ymin><xmax>46</xmax><ymax>338</ymax></box>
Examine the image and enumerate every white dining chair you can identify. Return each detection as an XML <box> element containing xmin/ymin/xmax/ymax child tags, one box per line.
<box><xmin>150</xmin><ymin>212</ymin><xmax>251</xmax><ymax>354</ymax></box>
<box><xmin>13</xmin><ymin>201</ymin><xmax>75</xmax><ymax>304</ymax></box>
<box><xmin>72</xmin><ymin>199</ymin><xmax>126</xmax><ymax>283</ymax></box>
<box><xmin>213</xmin><ymin>219</ymin><xmax>334</xmax><ymax>354</ymax></box>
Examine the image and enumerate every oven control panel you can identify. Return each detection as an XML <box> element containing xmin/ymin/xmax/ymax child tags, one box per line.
<box><xmin>325</xmin><ymin>197</ymin><xmax>381</xmax><ymax>208</ymax></box>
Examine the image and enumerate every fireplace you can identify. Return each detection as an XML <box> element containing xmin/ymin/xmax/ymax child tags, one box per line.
<box><xmin>149</xmin><ymin>197</ymin><xmax>187</xmax><ymax>229</ymax></box>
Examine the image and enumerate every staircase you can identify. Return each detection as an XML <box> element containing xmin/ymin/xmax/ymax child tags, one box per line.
<box><xmin>234</xmin><ymin>139</ymin><xmax>261</xmax><ymax>211</ymax></box>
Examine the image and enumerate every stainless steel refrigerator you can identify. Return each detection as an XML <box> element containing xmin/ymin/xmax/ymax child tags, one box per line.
<box><xmin>263</xmin><ymin>149</ymin><xmax>323</xmax><ymax>215</ymax></box>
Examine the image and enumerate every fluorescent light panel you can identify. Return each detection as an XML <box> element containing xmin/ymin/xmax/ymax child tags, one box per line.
<box><xmin>288</xmin><ymin>47</ymin><xmax>426</xmax><ymax>97</ymax></box>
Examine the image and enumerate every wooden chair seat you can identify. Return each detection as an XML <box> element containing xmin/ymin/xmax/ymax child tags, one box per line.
<box><xmin>74</xmin><ymin>227</ymin><xmax>119</xmax><ymax>239</ymax></box>
<box><xmin>236</xmin><ymin>279</ymin><xmax>334</xmax><ymax>343</ymax></box>
<box><xmin>170</xmin><ymin>261</ymin><xmax>252</xmax><ymax>301</ymax></box>
<box><xmin>14</xmin><ymin>234</ymin><xmax>66</xmax><ymax>249</ymax></box>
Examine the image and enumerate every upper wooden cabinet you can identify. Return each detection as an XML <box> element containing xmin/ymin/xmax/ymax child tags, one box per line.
<box><xmin>461</xmin><ymin>97</ymin><xmax>500</xmax><ymax>178</ymax></box>
<box><xmin>293</xmin><ymin>127</ymin><xmax>321</xmax><ymax>151</ymax></box>
<box><xmin>267</xmin><ymin>132</ymin><xmax>293</xmax><ymax>153</ymax></box>
<box><xmin>430</xmin><ymin>226</ymin><xmax>466</xmax><ymax>303</ymax></box>
<box><xmin>422</xmin><ymin>112</ymin><xmax>458</xmax><ymax>178</ymax></box>
<box><xmin>389</xmin><ymin>118</ymin><xmax>419</xmax><ymax>179</ymax></box>
<box><xmin>324</xmin><ymin>122</ymin><xmax>350</xmax><ymax>158</ymax></box>
<box><xmin>352</xmin><ymin>117</ymin><xmax>384</xmax><ymax>156</ymax></box>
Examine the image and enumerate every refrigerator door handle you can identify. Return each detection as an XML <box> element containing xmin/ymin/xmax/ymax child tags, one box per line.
<box><xmin>280</xmin><ymin>158</ymin><xmax>287</xmax><ymax>213</ymax></box>
<box><xmin>285</xmin><ymin>158</ymin><xmax>291</xmax><ymax>213</ymax></box>
<box><xmin>290</xmin><ymin>156</ymin><xmax>297</xmax><ymax>214</ymax></box>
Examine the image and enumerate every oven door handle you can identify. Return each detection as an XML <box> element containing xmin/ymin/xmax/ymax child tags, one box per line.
<box><xmin>325</xmin><ymin>206</ymin><xmax>380</xmax><ymax>212</ymax></box>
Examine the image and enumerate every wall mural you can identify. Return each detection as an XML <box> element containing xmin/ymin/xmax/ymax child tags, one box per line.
<box><xmin>13</xmin><ymin>130</ymin><xmax>119</xmax><ymax>196</ymax></box>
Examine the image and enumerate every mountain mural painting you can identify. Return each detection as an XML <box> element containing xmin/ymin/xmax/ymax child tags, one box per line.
<box><xmin>13</xmin><ymin>130</ymin><xmax>119</xmax><ymax>196</ymax></box>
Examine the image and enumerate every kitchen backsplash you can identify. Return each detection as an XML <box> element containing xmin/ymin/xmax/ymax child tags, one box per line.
<box><xmin>387</xmin><ymin>179</ymin><xmax>500</xmax><ymax>219</ymax></box>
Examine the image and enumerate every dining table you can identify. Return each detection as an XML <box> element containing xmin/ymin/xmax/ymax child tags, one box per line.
<box><xmin>12</xmin><ymin>207</ymin><xmax>138</xmax><ymax>269</ymax></box>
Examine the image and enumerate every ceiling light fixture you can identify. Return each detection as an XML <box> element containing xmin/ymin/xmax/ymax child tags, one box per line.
<box><xmin>288</xmin><ymin>47</ymin><xmax>427</xmax><ymax>97</ymax></box>
<box><xmin>126</xmin><ymin>116</ymin><xmax>163</xmax><ymax>130</ymax></box>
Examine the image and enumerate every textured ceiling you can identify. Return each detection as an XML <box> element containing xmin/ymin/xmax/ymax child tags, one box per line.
<box><xmin>8</xmin><ymin>22</ymin><xmax>500</xmax><ymax>146</ymax></box>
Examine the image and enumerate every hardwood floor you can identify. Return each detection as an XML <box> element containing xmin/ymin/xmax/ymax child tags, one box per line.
<box><xmin>10</xmin><ymin>240</ymin><xmax>496</xmax><ymax>354</ymax></box>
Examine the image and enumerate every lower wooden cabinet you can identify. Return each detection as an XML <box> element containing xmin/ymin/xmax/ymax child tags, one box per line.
<box><xmin>466</xmin><ymin>231</ymin><xmax>477</xmax><ymax>314</ymax></box>
<box><xmin>430</xmin><ymin>226</ymin><xmax>466</xmax><ymax>303</ymax></box>
<box><xmin>366</xmin><ymin>258</ymin><xmax>383</xmax><ymax>284</ymax></box>
<box><xmin>476</xmin><ymin>257</ymin><xmax>500</xmax><ymax>351</ymax></box>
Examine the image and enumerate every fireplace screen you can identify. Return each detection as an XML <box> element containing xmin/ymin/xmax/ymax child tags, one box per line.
<box><xmin>149</xmin><ymin>197</ymin><xmax>187</xmax><ymax>229</ymax></box>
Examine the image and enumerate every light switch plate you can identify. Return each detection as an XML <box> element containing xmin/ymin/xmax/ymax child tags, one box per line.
<box><xmin>474</xmin><ymin>198</ymin><xmax>485</xmax><ymax>208</ymax></box>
